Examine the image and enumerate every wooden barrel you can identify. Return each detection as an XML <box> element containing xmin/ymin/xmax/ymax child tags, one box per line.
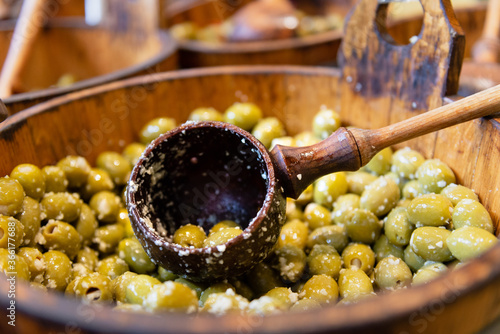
<box><xmin>1</xmin><ymin>1</ymin><xmax>499</xmax><ymax>333</ymax></box>
<box><xmin>0</xmin><ymin>64</ymin><xmax>500</xmax><ymax>334</ymax></box>
<box><xmin>0</xmin><ymin>18</ymin><xmax>178</xmax><ymax>115</ymax></box>
<box><xmin>164</xmin><ymin>0</ymin><xmax>352</xmax><ymax>68</ymax></box>
<box><xmin>163</xmin><ymin>0</ymin><xmax>486</xmax><ymax>68</ymax></box>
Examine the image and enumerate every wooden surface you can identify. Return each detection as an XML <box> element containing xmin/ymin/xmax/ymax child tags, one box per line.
<box><xmin>0</xmin><ymin>66</ymin><xmax>499</xmax><ymax>334</ymax></box>
<box><xmin>0</xmin><ymin>17</ymin><xmax>178</xmax><ymax>115</ymax></box>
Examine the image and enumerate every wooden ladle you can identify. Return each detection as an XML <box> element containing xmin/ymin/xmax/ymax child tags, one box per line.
<box><xmin>127</xmin><ymin>83</ymin><xmax>500</xmax><ymax>281</ymax></box>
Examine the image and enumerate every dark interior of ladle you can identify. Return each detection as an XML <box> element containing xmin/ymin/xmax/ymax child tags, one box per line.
<box><xmin>128</xmin><ymin>121</ymin><xmax>285</xmax><ymax>281</ymax></box>
<box><xmin>132</xmin><ymin>125</ymin><xmax>268</xmax><ymax>234</ymax></box>
<box><xmin>0</xmin><ymin>98</ymin><xmax>8</xmax><ymax>122</ymax></box>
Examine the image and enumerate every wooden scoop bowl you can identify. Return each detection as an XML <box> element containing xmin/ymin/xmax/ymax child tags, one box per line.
<box><xmin>127</xmin><ymin>83</ymin><xmax>500</xmax><ymax>281</ymax></box>
<box><xmin>0</xmin><ymin>98</ymin><xmax>8</xmax><ymax>122</ymax></box>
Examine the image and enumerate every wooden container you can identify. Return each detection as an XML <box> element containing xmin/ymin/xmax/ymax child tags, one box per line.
<box><xmin>164</xmin><ymin>0</ymin><xmax>352</xmax><ymax>68</ymax></box>
<box><xmin>1</xmin><ymin>1</ymin><xmax>500</xmax><ymax>333</ymax></box>
<box><xmin>0</xmin><ymin>17</ymin><xmax>178</xmax><ymax>115</ymax></box>
<box><xmin>163</xmin><ymin>0</ymin><xmax>486</xmax><ymax>68</ymax></box>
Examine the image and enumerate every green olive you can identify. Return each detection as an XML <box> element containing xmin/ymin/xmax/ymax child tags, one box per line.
<box><xmin>93</xmin><ymin>223</ymin><xmax>125</xmax><ymax>254</ymax></box>
<box><xmin>373</xmin><ymin>234</ymin><xmax>404</xmax><ymax>262</ymax></box>
<box><xmin>112</xmin><ymin>271</ymin><xmax>137</xmax><ymax>303</ymax></box>
<box><xmin>75</xmin><ymin>246</ymin><xmax>99</xmax><ymax>271</ymax></box>
<box><xmin>0</xmin><ymin>249</ymin><xmax>30</xmax><ymax>281</ymax></box>
<box><xmin>452</xmin><ymin>199</ymin><xmax>494</xmax><ymax>233</ymax></box>
<box><xmin>274</xmin><ymin>245</ymin><xmax>306</xmax><ymax>283</ymax></box>
<box><xmin>96</xmin><ymin>152</ymin><xmax>131</xmax><ymax>186</ymax></box>
<box><xmin>252</xmin><ymin>117</ymin><xmax>286</xmax><ymax>149</ymax></box>
<box><xmin>270</xmin><ymin>136</ymin><xmax>295</xmax><ymax>150</ymax></box>
<box><xmin>0</xmin><ymin>215</ymin><xmax>24</xmax><ymax>250</ymax></box>
<box><xmin>42</xmin><ymin>166</ymin><xmax>68</xmax><ymax>193</ymax></box>
<box><xmin>412</xmin><ymin>262</ymin><xmax>447</xmax><ymax>286</ymax></box>
<box><xmin>203</xmin><ymin>227</ymin><xmax>242</xmax><ymax>247</ymax></box>
<box><xmin>17</xmin><ymin>247</ymin><xmax>45</xmax><ymax>283</ymax></box>
<box><xmin>223</xmin><ymin>102</ymin><xmax>262</xmax><ymax>131</ymax></box>
<box><xmin>345</xmin><ymin>209</ymin><xmax>382</xmax><ymax>244</ymax></box>
<box><xmin>157</xmin><ymin>266</ymin><xmax>178</xmax><ymax>282</ymax></box>
<box><xmin>56</xmin><ymin>156</ymin><xmax>91</xmax><ymax>189</ymax></box>
<box><xmin>97</xmin><ymin>255</ymin><xmax>129</xmax><ymax>280</ymax></box>
<box><xmin>300</xmin><ymin>274</ymin><xmax>338</xmax><ymax>305</ymax></box>
<box><xmin>294</xmin><ymin>131</ymin><xmax>320</xmax><ymax>147</ymax></box>
<box><xmin>65</xmin><ymin>273</ymin><xmax>112</xmax><ymax>302</ymax></box>
<box><xmin>403</xmin><ymin>245</ymin><xmax>426</xmax><ymax>272</ymax></box>
<box><xmin>173</xmin><ymin>224</ymin><xmax>206</xmax><ymax>248</ymax></box>
<box><xmin>145</xmin><ymin>281</ymin><xmax>199</xmax><ymax>313</ymax></box>
<box><xmin>43</xmin><ymin>250</ymin><xmax>72</xmax><ymax>291</ymax></box>
<box><xmin>306</xmin><ymin>224</ymin><xmax>349</xmax><ymax>252</ymax></box>
<box><xmin>81</xmin><ymin>168</ymin><xmax>114</xmax><ymax>200</ymax></box>
<box><xmin>295</xmin><ymin>184</ymin><xmax>314</xmax><ymax>206</ymax></box>
<box><xmin>139</xmin><ymin>117</ymin><xmax>177</xmax><ymax>145</ymax></box>
<box><xmin>303</xmin><ymin>202</ymin><xmax>332</xmax><ymax>230</ymax></box>
<box><xmin>199</xmin><ymin>282</ymin><xmax>235</xmax><ymax>306</ymax></box>
<box><xmin>360</xmin><ymin>176</ymin><xmax>400</xmax><ymax>217</ymax></box>
<box><xmin>41</xmin><ymin>220</ymin><xmax>82</xmax><ymax>259</ymax></box>
<box><xmin>290</xmin><ymin>299</ymin><xmax>321</xmax><ymax>312</ymax></box>
<box><xmin>16</xmin><ymin>196</ymin><xmax>41</xmax><ymax>246</ymax></box>
<box><xmin>338</xmin><ymin>268</ymin><xmax>374</xmax><ymax>301</ymax></box>
<box><xmin>278</xmin><ymin>219</ymin><xmax>308</xmax><ymax>249</ymax></box>
<box><xmin>89</xmin><ymin>190</ymin><xmax>122</xmax><ymax>224</ymax></box>
<box><xmin>416</xmin><ymin>159</ymin><xmax>456</xmax><ymax>194</ymax></box>
<box><xmin>307</xmin><ymin>244</ymin><xmax>342</xmax><ymax>279</ymax></box>
<box><xmin>244</xmin><ymin>262</ymin><xmax>283</xmax><ymax>297</ymax></box>
<box><xmin>10</xmin><ymin>164</ymin><xmax>46</xmax><ymax>200</ymax></box>
<box><xmin>75</xmin><ymin>204</ymin><xmax>98</xmax><ymax>246</ymax></box>
<box><xmin>365</xmin><ymin>147</ymin><xmax>393</xmax><ymax>175</ymax></box>
<box><xmin>341</xmin><ymin>243</ymin><xmax>375</xmax><ymax>274</ymax></box>
<box><xmin>188</xmin><ymin>107</ymin><xmax>223</xmax><ymax>122</ymax></box>
<box><xmin>117</xmin><ymin>208</ymin><xmax>135</xmax><ymax>237</ymax></box>
<box><xmin>332</xmin><ymin>193</ymin><xmax>360</xmax><ymax>225</ymax></box>
<box><xmin>0</xmin><ymin>177</ymin><xmax>25</xmax><ymax>216</ymax></box>
<box><xmin>313</xmin><ymin>172</ymin><xmax>348</xmax><ymax>209</ymax></box>
<box><xmin>407</xmin><ymin>194</ymin><xmax>453</xmax><ymax>227</ymax></box>
<box><xmin>118</xmin><ymin>237</ymin><xmax>156</xmax><ymax>274</ymax></box>
<box><xmin>312</xmin><ymin>108</ymin><xmax>341</xmax><ymax>140</ymax></box>
<box><xmin>384</xmin><ymin>207</ymin><xmax>414</xmax><ymax>247</ymax></box>
<box><xmin>124</xmin><ymin>274</ymin><xmax>161</xmax><ymax>305</ymax></box>
<box><xmin>286</xmin><ymin>198</ymin><xmax>304</xmax><ymax>221</ymax></box>
<box><xmin>374</xmin><ymin>255</ymin><xmax>412</xmax><ymax>290</ymax></box>
<box><xmin>346</xmin><ymin>171</ymin><xmax>378</xmax><ymax>195</ymax></box>
<box><xmin>410</xmin><ymin>227</ymin><xmax>453</xmax><ymax>262</ymax></box>
<box><xmin>202</xmin><ymin>290</ymin><xmax>249</xmax><ymax>315</ymax></box>
<box><xmin>391</xmin><ymin>147</ymin><xmax>425</xmax><ymax>179</ymax></box>
<box><xmin>264</xmin><ymin>287</ymin><xmax>298</xmax><ymax>309</ymax></box>
<box><xmin>446</xmin><ymin>226</ymin><xmax>498</xmax><ymax>261</ymax></box>
<box><xmin>402</xmin><ymin>180</ymin><xmax>425</xmax><ymax>200</ymax></box>
<box><xmin>122</xmin><ymin>143</ymin><xmax>147</xmax><ymax>167</ymax></box>
<box><xmin>41</xmin><ymin>192</ymin><xmax>82</xmax><ymax>223</ymax></box>
<box><xmin>208</xmin><ymin>220</ymin><xmax>239</xmax><ymax>235</ymax></box>
<box><xmin>441</xmin><ymin>184</ymin><xmax>479</xmax><ymax>206</ymax></box>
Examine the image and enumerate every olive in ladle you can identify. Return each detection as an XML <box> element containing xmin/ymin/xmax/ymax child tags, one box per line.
<box><xmin>127</xmin><ymin>84</ymin><xmax>500</xmax><ymax>281</ymax></box>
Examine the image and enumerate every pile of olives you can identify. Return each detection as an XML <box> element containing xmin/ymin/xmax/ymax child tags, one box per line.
<box><xmin>0</xmin><ymin>102</ymin><xmax>497</xmax><ymax>315</ymax></box>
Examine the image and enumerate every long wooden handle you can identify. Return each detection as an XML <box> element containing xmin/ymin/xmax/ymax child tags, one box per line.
<box><xmin>472</xmin><ymin>0</ymin><xmax>500</xmax><ymax>63</ymax></box>
<box><xmin>271</xmin><ymin>84</ymin><xmax>500</xmax><ymax>198</ymax></box>
<box><xmin>0</xmin><ymin>0</ymin><xmax>46</xmax><ymax>98</ymax></box>
<box><xmin>0</xmin><ymin>98</ymin><xmax>8</xmax><ymax>122</ymax></box>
